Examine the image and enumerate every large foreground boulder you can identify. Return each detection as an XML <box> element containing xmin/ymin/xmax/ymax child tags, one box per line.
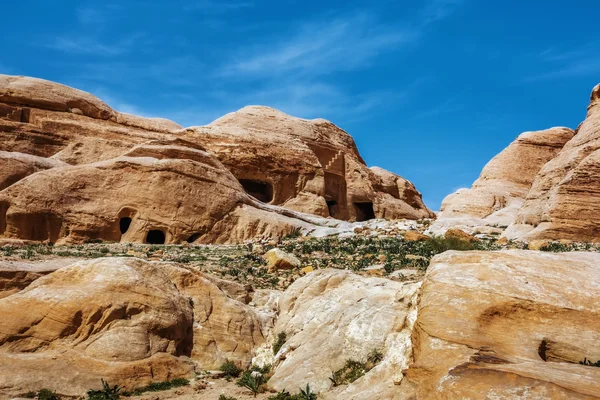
<box><xmin>400</xmin><ymin>250</ymin><xmax>600</xmax><ymax>399</ymax></box>
<box><xmin>0</xmin><ymin>258</ymin><xmax>267</xmax><ymax>398</ymax></box>
<box><xmin>268</xmin><ymin>270</ymin><xmax>420</xmax><ymax>399</ymax></box>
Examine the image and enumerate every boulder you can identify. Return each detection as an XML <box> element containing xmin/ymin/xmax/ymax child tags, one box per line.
<box><xmin>0</xmin><ymin>258</ymin><xmax>80</xmax><ymax>299</ymax></box>
<box><xmin>0</xmin><ymin>257</ymin><xmax>269</xmax><ymax>397</ymax></box>
<box><xmin>263</xmin><ymin>248</ymin><xmax>301</xmax><ymax>271</ymax></box>
<box><xmin>404</xmin><ymin>231</ymin><xmax>430</xmax><ymax>242</ymax></box>
<box><xmin>0</xmin><ymin>258</ymin><xmax>195</xmax><ymax>397</ymax></box>
<box><xmin>268</xmin><ymin>269</ymin><xmax>420</xmax><ymax>399</ymax></box>
<box><xmin>444</xmin><ymin>228</ymin><xmax>479</xmax><ymax>242</ymax></box>
<box><xmin>399</xmin><ymin>250</ymin><xmax>600</xmax><ymax>399</ymax></box>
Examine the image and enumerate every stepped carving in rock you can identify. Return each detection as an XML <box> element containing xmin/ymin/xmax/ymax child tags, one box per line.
<box><xmin>189</xmin><ymin>106</ymin><xmax>433</xmax><ymax>221</ymax></box>
<box><xmin>505</xmin><ymin>84</ymin><xmax>600</xmax><ymax>242</ymax></box>
<box><xmin>431</xmin><ymin>127</ymin><xmax>574</xmax><ymax>235</ymax></box>
<box><xmin>0</xmin><ymin>74</ymin><xmax>431</xmax><ymax>245</ymax></box>
<box><xmin>0</xmin><ymin>257</ymin><xmax>267</xmax><ymax>397</ymax></box>
<box><xmin>399</xmin><ymin>250</ymin><xmax>600</xmax><ymax>399</ymax></box>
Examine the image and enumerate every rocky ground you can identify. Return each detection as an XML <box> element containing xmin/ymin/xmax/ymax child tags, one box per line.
<box><xmin>3</xmin><ymin>225</ymin><xmax>600</xmax><ymax>400</ymax></box>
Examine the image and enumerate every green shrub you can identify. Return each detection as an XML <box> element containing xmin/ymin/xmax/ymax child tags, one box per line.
<box><xmin>268</xmin><ymin>389</ymin><xmax>295</xmax><ymax>400</ymax></box>
<box><xmin>219</xmin><ymin>395</ymin><xmax>239</xmax><ymax>400</ymax></box>
<box><xmin>220</xmin><ymin>360</ymin><xmax>243</xmax><ymax>378</ymax></box>
<box><xmin>273</xmin><ymin>332</ymin><xmax>287</xmax><ymax>355</ymax></box>
<box><xmin>367</xmin><ymin>348</ymin><xmax>384</xmax><ymax>365</ymax></box>
<box><xmin>23</xmin><ymin>391</ymin><xmax>36</xmax><ymax>399</ymax></box>
<box><xmin>237</xmin><ymin>371</ymin><xmax>267</xmax><ymax>397</ymax></box>
<box><xmin>87</xmin><ymin>379</ymin><xmax>122</xmax><ymax>400</ymax></box>
<box><xmin>124</xmin><ymin>378</ymin><xmax>189</xmax><ymax>396</ymax></box>
<box><xmin>37</xmin><ymin>389</ymin><xmax>60</xmax><ymax>400</ymax></box>
<box><xmin>330</xmin><ymin>360</ymin><xmax>368</xmax><ymax>385</ymax></box>
<box><xmin>298</xmin><ymin>384</ymin><xmax>317</xmax><ymax>400</ymax></box>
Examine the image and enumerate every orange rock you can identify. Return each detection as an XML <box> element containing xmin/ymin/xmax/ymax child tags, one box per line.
<box><xmin>445</xmin><ymin>228</ymin><xmax>479</xmax><ymax>242</ymax></box>
<box><xmin>404</xmin><ymin>231</ymin><xmax>430</xmax><ymax>242</ymax></box>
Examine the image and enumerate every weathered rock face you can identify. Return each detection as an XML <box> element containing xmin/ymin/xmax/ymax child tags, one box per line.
<box><xmin>399</xmin><ymin>250</ymin><xmax>600</xmax><ymax>400</ymax></box>
<box><xmin>0</xmin><ymin>74</ymin><xmax>431</xmax><ymax>245</ymax></box>
<box><xmin>268</xmin><ymin>269</ymin><xmax>420</xmax><ymax>399</ymax></box>
<box><xmin>0</xmin><ymin>257</ymin><xmax>267</xmax><ymax>397</ymax></box>
<box><xmin>432</xmin><ymin>127</ymin><xmax>574</xmax><ymax>235</ymax></box>
<box><xmin>506</xmin><ymin>84</ymin><xmax>600</xmax><ymax>242</ymax></box>
<box><xmin>190</xmin><ymin>106</ymin><xmax>433</xmax><ymax>221</ymax></box>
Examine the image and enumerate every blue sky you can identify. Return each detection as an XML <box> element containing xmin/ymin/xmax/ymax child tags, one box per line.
<box><xmin>1</xmin><ymin>1</ymin><xmax>598</xmax><ymax>210</ymax></box>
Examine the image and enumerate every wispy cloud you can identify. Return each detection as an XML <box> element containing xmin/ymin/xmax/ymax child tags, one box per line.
<box><xmin>422</xmin><ymin>0</ymin><xmax>465</xmax><ymax>24</ymax></box>
<box><xmin>49</xmin><ymin>33</ymin><xmax>144</xmax><ymax>56</ymax></box>
<box><xmin>220</xmin><ymin>12</ymin><xmax>417</xmax><ymax>78</ymax></box>
<box><xmin>184</xmin><ymin>0</ymin><xmax>254</xmax><ymax>13</ymax></box>
<box><xmin>525</xmin><ymin>43</ymin><xmax>600</xmax><ymax>82</ymax></box>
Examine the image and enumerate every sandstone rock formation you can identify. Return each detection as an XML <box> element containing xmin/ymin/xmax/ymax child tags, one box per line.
<box><xmin>190</xmin><ymin>106</ymin><xmax>433</xmax><ymax>221</ymax></box>
<box><xmin>0</xmin><ymin>257</ymin><xmax>268</xmax><ymax>397</ymax></box>
<box><xmin>505</xmin><ymin>84</ymin><xmax>600</xmax><ymax>242</ymax></box>
<box><xmin>399</xmin><ymin>250</ymin><xmax>600</xmax><ymax>399</ymax></box>
<box><xmin>431</xmin><ymin>127</ymin><xmax>574</xmax><ymax>235</ymax></box>
<box><xmin>0</xmin><ymin>74</ymin><xmax>431</xmax><ymax>245</ymax></box>
<box><xmin>267</xmin><ymin>269</ymin><xmax>420</xmax><ymax>399</ymax></box>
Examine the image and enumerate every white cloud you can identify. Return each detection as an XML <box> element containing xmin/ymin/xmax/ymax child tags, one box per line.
<box><xmin>220</xmin><ymin>12</ymin><xmax>418</xmax><ymax>78</ymax></box>
<box><xmin>49</xmin><ymin>33</ymin><xmax>144</xmax><ymax>56</ymax></box>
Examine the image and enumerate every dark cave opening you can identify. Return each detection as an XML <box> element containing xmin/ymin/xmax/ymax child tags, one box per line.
<box><xmin>239</xmin><ymin>179</ymin><xmax>274</xmax><ymax>203</ymax></box>
<box><xmin>187</xmin><ymin>233</ymin><xmax>201</xmax><ymax>243</ymax></box>
<box><xmin>354</xmin><ymin>202</ymin><xmax>375</xmax><ymax>222</ymax></box>
<box><xmin>146</xmin><ymin>230</ymin><xmax>166</xmax><ymax>244</ymax></box>
<box><xmin>119</xmin><ymin>217</ymin><xmax>132</xmax><ymax>234</ymax></box>
<box><xmin>327</xmin><ymin>200</ymin><xmax>338</xmax><ymax>218</ymax></box>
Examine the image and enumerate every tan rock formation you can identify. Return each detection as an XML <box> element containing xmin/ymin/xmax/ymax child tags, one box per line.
<box><xmin>506</xmin><ymin>84</ymin><xmax>600</xmax><ymax>242</ymax></box>
<box><xmin>263</xmin><ymin>248</ymin><xmax>301</xmax><ymax>271</ymax></box>
<box><xmin>0</xmin><ymin>151</ymin><xmax>67</xmax><ymax>190</ymax></box>
<box><xmin>432</xmin><ymin>127</ymin><xmax>574</xmax><ymax>235</ymax></box>
<box><xmin>0</xmin><ymin>257</ymin><xmax>268</xmax><ymax>397</ymax></box>
<box><xmin>0</xmin><ymin>74</ymin><xmax>431</xmax><ymax>245</ymax></box>
<box><xmin>190</xmin><ymin>106</ymin><xmax>433</xmax><ymax>221</ymax></box>
<box><xmin>267</xmin><ymin>269</ymin><xmax>420</xmax><ymax>398</ymax></box>
<box><xmin>400</xmin><ymin>250</ymin><xmax>600</xmax><ymax>400</ymax></box>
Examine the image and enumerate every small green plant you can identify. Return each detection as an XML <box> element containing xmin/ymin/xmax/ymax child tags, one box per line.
<box><xmin>237</xmin><ymin>371</ymin><xmax>266</xmax><ymax>397</ymax></box>
<box><xmin>283</xmin><ymin>228</ymin><xmax>303</xmax><ymax>240</ymax></box>
<box><xmin>37</xmin><ymin>388</ymin><xmax>60</xmax><ymax>400</ymax></box>
<box><xmin>219</xmin><ymin>395</ymin><xmax>239</xmax><ymax>400</ymax></box>
<box><xmin>124</xmin><ymin>378</ymin><xmax>189</xmax><ymax>396</ymax></box>
<box><xmin>23</xmin><ymin>391</ymin><xmax>36</xmax><ymax>399</ymax></box>
<box><xmin>298</xmin><ymin>384</ymin><xmax>317</xmax><ymax>400</ymax></box>
<box><xmin>367</xmin><ymin>348</ymin><xmax>384</xmax><ymax>365</ymax></box>
<box><xmin>87</xmin><ymin>379</ymin><xmax>122</xmax><ymax>400</ymax></box>
<box><xmin>220</xmin><ymin>360</ymin><xmax>243</xmax><ymax>378</ymax></box>
<box><xmin>330</xmin><ymin>359</ymin><xmax>369</xmax><ymax>385</ymax></box>
<box><xmin>580</xmin><ymin>357</ymin><xmax>600</xmax><ymax>367</ymax></box>
<box><xmin>268</xmin><ymin>389</ymin><xmax>294</xmax><ymax>400</ymax></box>
<box><xmin>273</xmin><ymin>331</ymin><xmax>287</xmax><ymax>355</ymax></box>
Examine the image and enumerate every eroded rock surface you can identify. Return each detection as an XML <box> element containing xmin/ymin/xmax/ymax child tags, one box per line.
<box><xmin>191</xmin><ymin>106</ymin><xmax>433</xmax><ymax>221</ymax></box>
<box><xmin>431</xmin><ymin>127</ymin><xmax>574</xmax><ymax>235</ymax></box>
<box><xmin>0</xmin><ymin>74</ymin><xmax>431</xmax><ymax>245</ymax></box>
<box><xmin>506</xmin><ymin>84</ymin><xmax>600</xmax><ymax>242</ymax></box>
<box><xmin>400</xmin><ymin>250</ymin><xmax>600</xmax><ymax>400</ymax></box>
<box><xmin>0</xmin><ymin>257</ymin><xmax>268</xmax><ymax>397</ymax></box>
<box><xmin>268</xmin><ymin>269</ymin><xmax>420</xmax><ymax>399</ymax></box>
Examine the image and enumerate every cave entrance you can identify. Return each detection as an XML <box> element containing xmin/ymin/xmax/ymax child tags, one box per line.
<box><xmin>326</xmin><ymin>200</ymin><xmax>338</xmax><ymax>218</ymax></box>
<box><xmin>146</xmin><ymin>230</ymin><xmax>166</xmax><ymax>244</ymax></box>
<box><xmin>187</xmin><ymin>233</ymin><xmax>201</xmax><ymax>243</ymax></box>
<box><xmin>354</xmin><ymin>202</ymin><xmax>375</xmax><ymax>222</ymax></box>
<box><xmin>119</xmin><ymin>217</ymin><xmax>132</xmax><ymax>234</ymax></box>
<box><xmin>239</xmin><ymin>179</ymin><xmax>273</xmax><ymax>203</ymax></box>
